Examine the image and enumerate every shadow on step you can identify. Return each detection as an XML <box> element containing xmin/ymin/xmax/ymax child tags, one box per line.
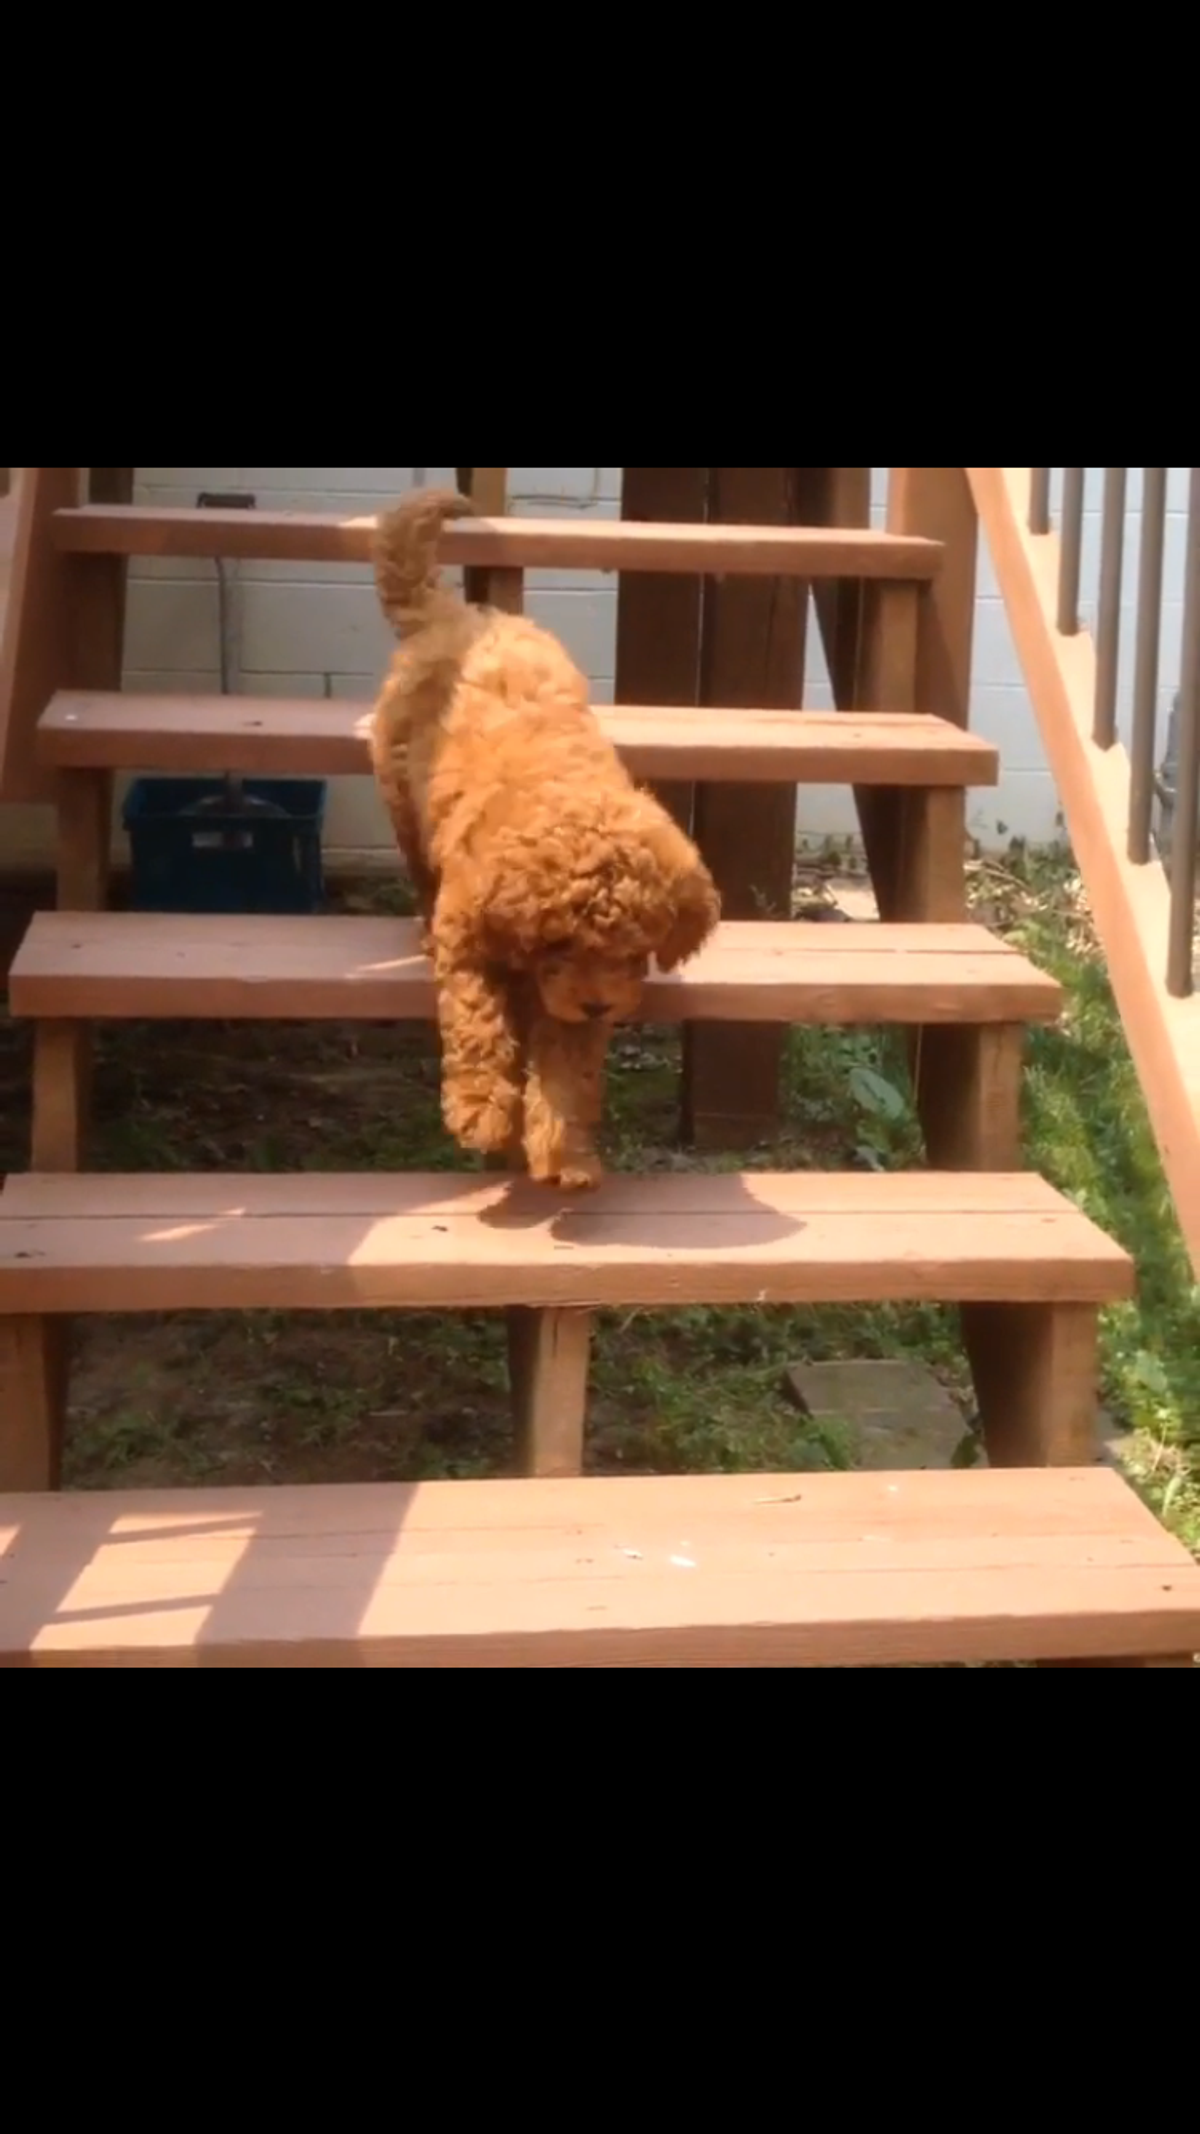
<box><xmin>474</xmin><ymin>1170</ymin><xmax>801</xmax><ymax>1246</ymax></box>
<box><xmin>2</xmin><ymin>1482</ymin><xmax>420</xmax><ymax>1668</ymax></box>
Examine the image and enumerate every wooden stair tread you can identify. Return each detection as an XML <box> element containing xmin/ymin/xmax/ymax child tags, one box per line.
<box><xmin>38</xmin><ymin>693</ymin><xmax>999</xmax><ymax>786</ymax></box>
<box><xmin>10</xmin><ymin>914</ymin><xmax>1063</xmax><ymax>1025</ymax></box>
<box><xmin>2</xmin><ymin>1469</ymin><xmax>1194</xmax><ymax>1668</ymax></box>
<box><xmin>0</xmin><ymin>1170</ymin><xmax>1135</xmax><ymax>1312</ymax></box>
<box><xmin>53</xmin><ymin>507</ymin><xmax>942</xmax><ymax>579</ymax></box>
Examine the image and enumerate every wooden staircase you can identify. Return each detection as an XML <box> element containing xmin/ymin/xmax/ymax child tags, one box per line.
<box><xmin>2</xmin><ymin>471</ymin><xmax>1192</xmax><ymax>1667</ymax></box>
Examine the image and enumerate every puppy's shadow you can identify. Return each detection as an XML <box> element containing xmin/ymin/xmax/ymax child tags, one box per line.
<box><xmin>476</xmin><ymin>1170</ymin><xmax>802</xmax><ymax>1249</ymax></box>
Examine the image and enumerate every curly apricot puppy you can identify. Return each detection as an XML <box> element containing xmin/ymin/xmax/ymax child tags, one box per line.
<box><xmin>369</xmin><ymin>487</ymin><xmax>721</xmax><ymax>1189</ymax></box>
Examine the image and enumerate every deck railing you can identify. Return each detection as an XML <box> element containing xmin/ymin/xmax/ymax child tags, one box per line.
<box><xmin>965</xmin><ymin>467</ymin><xmax>1200</xmax><ymax>1270</ymax></box>
<box><xmin>1028</xmin><ymin>468</ymin><xmax>1199</xmax><ymax>997</ymax></box>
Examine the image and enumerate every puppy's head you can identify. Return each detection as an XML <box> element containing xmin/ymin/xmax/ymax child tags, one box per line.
<box><xmin>531</xmin><ymin>939</ymin><xmax>649</xmax><ymax>1027</ymax></box>
<box><xmin>475</xmin><ymin>805</ymin><xmax>722</xmax><ymax>1026</ymax></box>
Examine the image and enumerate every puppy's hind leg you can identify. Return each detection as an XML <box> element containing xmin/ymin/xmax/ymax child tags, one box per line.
<box><xmin>523</xmin><ymin>1016</ymin><xmax>609</xmax><ymax>1191</ymax></box>
<box><xmin>382</xmin><ymin>778</ymin><xmax>439</xmax><ymax>947</ymax></box>
<box><xmin>369</xmin><ymin>715</ymin><xmax>438</xmax><ymax>943</ymax></box>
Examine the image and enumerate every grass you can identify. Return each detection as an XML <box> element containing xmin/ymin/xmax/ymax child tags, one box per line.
<box><xmin>0</xmin><ymin>848</ymin><xmax>1197</xmax><ymax>1556</ymax></box>
<box><xmin>985</xmin><ymin>850</ymin><xmax>1200</xmax><ymax>1554</ymax></box>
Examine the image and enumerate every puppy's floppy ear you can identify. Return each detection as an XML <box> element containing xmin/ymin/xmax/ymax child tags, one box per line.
<box><xmin>654</xmin><ymin>847</ymin><xmax>722</xmax><ymax>973</ymax></box>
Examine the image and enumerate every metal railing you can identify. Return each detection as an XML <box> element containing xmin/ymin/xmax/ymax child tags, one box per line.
<box><xmin>1030</xmin><ymin>468</ymin><xmax>1200</xmax><ymax>998</ymax></box>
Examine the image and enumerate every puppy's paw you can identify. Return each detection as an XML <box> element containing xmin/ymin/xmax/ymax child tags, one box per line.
<box><xmin>444</xmin><ymin>1083</ymin><xmax>523</xmax><ymax>1156</ymax></box>
<box><xmin>556</xmin><ymin>1155</ymin><xmax>604</xmax><ymax>1192</ymax></box>
<box><xmin>524</xmin><ymin>1127</ymin><xmax>603</xmax><ymax>1191</ymax></box>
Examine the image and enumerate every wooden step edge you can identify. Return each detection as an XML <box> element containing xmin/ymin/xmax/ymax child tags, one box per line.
<box><xmin>0</xmin><ymin>1169</ymin><xmax>1138</xmax><ymax>1312</ymax></box>
<box><xmin>38</xmin><ymin>694</ymin><xmax>1001</xmax><ymax>786</ymax></box>
<box><xmin>1</xmin><ymin>1471</ymin><xmax>1194</xmax><ymax>1671</ymax></box>
<box><xmin>9</xmin><ymin>914</ymin><xmax>1065</xmax><ymax>1026</ymax></box>
<box><xmin>52</xmin><ymin>507</ymin><xmax>943</xmax><ymax>580</ymax></box>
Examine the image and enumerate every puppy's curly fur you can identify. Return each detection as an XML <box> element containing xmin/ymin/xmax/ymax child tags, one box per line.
<box><xmin>369</xmin><ymin>487</ymin><xmax>721</xmax><ymax>1189</ymax></box>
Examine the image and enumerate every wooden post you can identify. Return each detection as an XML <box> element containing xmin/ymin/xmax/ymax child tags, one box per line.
<box><xmin>615</xmin><ymin>467</ymin><xmax>707</xmax><ymax>833</ymax></box>
<box><xmin>508</xmin><ymin>1308</ymin><xmax>592</xmax><ymax>1477</ymax></box>
<box><xmin>32</xmin><ymin>1024</ymin><xmax>93</xmax><ymax>1172</ymax></box>
<box><xmin>805</xmin><ymin>486</ymin><xmax>968</xmax><ymax>923</ymax></box>
<box><xmin>915</xmin><ymin>1024</ymin><xmax>1025</xmax><ymax>1171</ymax></box>
<box><xmin>0</xmin><ymin>1318</ymin><xmax>68</xmax><ymax>1491</ymax></box>
<box><xmin>454</xmin><ymin>468</ymin><xmax>521</xmax><ymax>650</ymax></box>
<box><xmin>961</xmin><ymin>1302</ymin><xmax>1101</xmax><ymax>1467</ymax></box>
<box><xmin>803</xmin><ymin>471</ymin><xmax>1001</xmax><ymax>1177</ymax></box>
<box><xmin>798</xmin><ymin>467</ymin><xmax>872</xmax><ymax>708</ymax></box>
<box><xmin>853</xmin><ymin>573</ymin><xmax>966</xmax><ymax>926</ymax></box>
<box><xmin>456</xmin><ymin>467</ymin><xmax>515</xmax><ymax>608</ymax></box>
<box><xmin>457</xmin><ymin>467</ymin><xmax>508</xmax><ymax>514</ymax></box>
<box><xmin>686</xmin><ymin>466</ymin><xmax>809</xmax><ymax>1148</ymax></box>
<box><xmin>887</xmin><ymin>468</ymin><xmax>978</xmax><ymax>731</ymax></box>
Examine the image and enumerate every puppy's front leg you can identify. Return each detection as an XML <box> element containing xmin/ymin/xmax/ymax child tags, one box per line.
<box><xmin>431</xmin><ymin>945</ymin><xmax>525</xmax><ymax>1159</ymax></box>
<box><xmin>523</xmin><ymin>1015</ymin><xmax>609</xmax><ymax>1191</ymax></box>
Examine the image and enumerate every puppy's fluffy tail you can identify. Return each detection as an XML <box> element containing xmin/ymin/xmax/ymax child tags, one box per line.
<box><xmin>372</xmin><ymin>487</ymin><xmax>479</xmax><ymax>638</ymax></box>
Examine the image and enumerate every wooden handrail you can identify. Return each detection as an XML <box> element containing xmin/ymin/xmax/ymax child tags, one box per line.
<box><xmin>966</xmin><ymin>467</ymin><xmax>1200</xmax><ymax>1274</ymax></box>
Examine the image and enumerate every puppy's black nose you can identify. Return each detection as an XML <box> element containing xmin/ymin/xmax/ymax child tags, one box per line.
<box><xmin>581</xmin><ymin>1001</ymin><xmax>608</xmax><ymax>1021</ymax></box>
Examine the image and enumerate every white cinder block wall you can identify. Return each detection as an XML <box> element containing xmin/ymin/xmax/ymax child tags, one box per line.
<box><xmin>6</xmin><ymin>469</ymin><xmax>1193</xmax><ymax>870</ymax></box>
<box><xmin>122</xmin><ymin>466</ymin><xmax>627</xmax><ymax>868</ymax></box>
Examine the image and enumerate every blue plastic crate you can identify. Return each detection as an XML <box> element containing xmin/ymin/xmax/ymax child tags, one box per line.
<box><xmin>123</xmin><ymin>778</ymin><xmax>328</xmax><ymax>915</ymax></box>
